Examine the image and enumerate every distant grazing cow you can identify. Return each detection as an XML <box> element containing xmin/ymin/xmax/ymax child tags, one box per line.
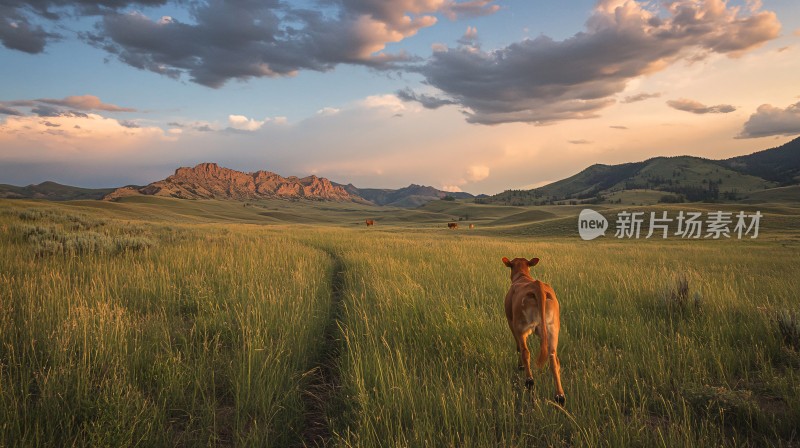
<box><xmin>469</xmin><ymin>224</ymin><xmax>475</xmax><ymax>229</ymax></box>
<box><xmin>502</xmin><ymin>257</ymin><xmax>565</xmax><ymax>405</ymax></box>
<box><xmin>365</xmin><ymin>219</ymin><xmax>375</xmax><ymax>226</ymax></box>
<box><xmin>447</xmin><ymin>222</ymin><xmax>458</xmax><ymax>229</ymax></box>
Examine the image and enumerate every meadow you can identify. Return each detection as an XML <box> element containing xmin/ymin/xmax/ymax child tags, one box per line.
<box><xmin>1</xmin><ymin>198</ymin><xmax>799</xmax><ymax>447</ymax></box>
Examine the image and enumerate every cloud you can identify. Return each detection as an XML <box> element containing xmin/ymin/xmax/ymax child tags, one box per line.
<box><xmin>568</xmin><ymin>139</ymin><xmax>592</xmax><ymax>144</ymax></box>
<box><xmin>0</xmin><ymin>106</ymin><xmax>24</xmax><ymax>116</ymax></box>
<box><xmin>737</xmin><ymin>101</ymin><xmax>800</xmax><ymax>138</ymax></box>
<box><xmin>31</xmin><ymin>105</ymin><xmax>63</xmax><ymax>117</ymax></box>
<box><xmin>316</xmin><ymin>107</ymin><xmax>341</xmax><ymax>116</ymax></box>
<box><xmin>440</xmin><ymin>184</ymin><xmax>463</xmax><ymax>192</ymax></box>
<box><xmin>666</xmin><ymin>98</ymin><xmax>736</xmax><ymax>114</ymax></box>
<box><xmin>0</xmin><ymin>6</ymin><xmax>60</xmax><ymax>53</ymax></box>
<box><xmin>466</xmin><ymin>164</ymin><xmax>489</xmax><ymax>181</ymax></box>
<box><xmin>81</xmin><ymin>0</ymin><xmax>460</xmax><ymax>87</ymax></box>
<box><xmin>132</xmin><ymin>92</ymin><xmax>499</xmax><ymax>193</ymax></box>
<box><xmin>0</xmin><ymin>0</ymin><xmax>167</xmax><ymax>53</ymax></box>
<box><xmin>0</xmin><ymin>111</ymin><xmax>171</xmax><ymax>163</ymax></box>
<box><xmin>396</xmin><ymin>88</ymin><xmax>457</xmax><ymax>109</ymax></box>
<box><xmin>457</xmin><ymin>26</ymin><xmax>479</xmax><ymax>46</ymax></box>
<box><xmin>228</xmin><ymin>115</ymin><xmax>269</xmax><ymax>131</ymax></box>
<box><xmin>38</xmin><ymin>95</ymin><xmax>136</xmax><ymax>112</ymax></box>
<box><xmin>610</xmin><ymin>125</ymin><xmax>628</xmax><ymax>130</ymax></box>
<box><xmin>621</xmin><ymin>92</ymin><xmax>661</xmax><ymax>103</ymax></box>
<box><xmin>28</xmin><ymin>105</ymin><xmax>90</xmax><ymax>118</ymax></box>
<box><xmin>1</xmin><ymin>95</ymin><xmax>136</xmax><ymax>119</ymax></box>
<box><xmin>360</xmin><ymin>94</ymin><xmax>407</xmax><ymax>114</ymax></box>
<box><xmin>441</xmin><ymin>0</ymin><xmax>500</xmax><ymax>20</ymax></box>
<box><xmin>5</xmin><ymin>0</ymin><xmax>495</xmax><ymax>85</ymax></box>
<box><xmin>414</xmin><ymin>0</ymin><xmax>780</xmax><ymax>124</ymax></box>
<box><xmin>119</xmin><ymin>120</ymin><xmax>140</xmax><ymax>128</ymax></box>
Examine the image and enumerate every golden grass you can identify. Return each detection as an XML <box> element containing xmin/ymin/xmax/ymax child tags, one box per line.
<box><xmin>1</xmin><ymin>201</ymin><xmax>799</xmax><ymax>447</ymax></box>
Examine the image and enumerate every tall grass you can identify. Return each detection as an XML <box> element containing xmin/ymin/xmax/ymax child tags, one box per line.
<box><xmin>0</xmin><ymin>207</ymin><xmax>336</xmax><ymax>447</ymax></box>
<box><xmin>1</xmin><ymin>202</ymin><xmax>799</xmax><ymax>446</ymax></box>
<box><xmin>298</xmin><ymin>229</ymin><xmax>800</xmax><ymax>447</ymax></box>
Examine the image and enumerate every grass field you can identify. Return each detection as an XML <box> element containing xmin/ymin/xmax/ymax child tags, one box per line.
<box><xmin>1</xmin><ymin>198</ymin><xmax>799</xmax><ymax>447</ymax></box>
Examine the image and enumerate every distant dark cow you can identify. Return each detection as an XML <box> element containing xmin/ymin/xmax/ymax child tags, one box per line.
<box><xmin>365</xmin><ymin>219</ymin><xmax>375</xmax><ymax>226</ymax></box>
<box><xmin>469</xmin><ymin>224</ymin><xmax>475</xmax><ymax>229</ymax></box>
<box><xmin>448</xmin><ymin>222</ymin><xmax>458</xmax><ymax>229</ymax></box>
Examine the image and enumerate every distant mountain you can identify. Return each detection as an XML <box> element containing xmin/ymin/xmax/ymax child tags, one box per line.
<box><xmin>482</xmin><ymin>136</ymin><xmax>800</xmax><ymax>205</ymax></box>
<box><xmin>0</xmin><ymin>181</ymin><xmax>116</xmax><ymax>201</ymax></box>
<box><xmin>104</xmin><ymin>163</ymin><xmax>364</xmax><ymax>203</ymax></box>
<box><xmin>7</xmin><ymin>137</ymin><xmax>797</xmax><ymax>207</ymax></box>
<box><xmin>2</xmin><ymin>164</ymin><xmax>474</xmax><ymax>207</ymax></box>
<box><xmin>338</xmin><ymin>183</ymin><xmax>474</xmax><ymax>207</ymax></box>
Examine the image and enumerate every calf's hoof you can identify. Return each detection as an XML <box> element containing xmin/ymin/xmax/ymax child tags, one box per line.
<box><xmin>554</xmin><ymin>394</ymin><xmax>566</xmax><ymax>406</ymax></box>
<box><xmin>525</xmin><ymin>378</ymin><xmax>534</xmax><ymax>390</ymax></box>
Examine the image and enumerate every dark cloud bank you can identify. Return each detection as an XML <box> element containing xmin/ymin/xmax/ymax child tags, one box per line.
<box><xmin>2</xmin><ymin>0</ymin><xmax>497</xmax><ymax>87</ymax></box>
<box><xmin>1</xmin><ymin>0</ymin><xmax>782</xmax><ymax>127</ymax></box>
<box><xmin>400</xmin><ymin>0</ymin><xmax>779</xmax><ymax>124</ymax></box>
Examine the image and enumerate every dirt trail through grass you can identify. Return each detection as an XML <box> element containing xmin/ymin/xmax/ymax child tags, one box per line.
<box><xmin>299</xmin><ymin>249</ymin><xmax>346</xmax><ymax>447</ymax></box>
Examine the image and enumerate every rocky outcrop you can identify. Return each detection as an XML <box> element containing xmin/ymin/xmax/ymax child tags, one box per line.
<box><xmin>103</xmin><ymin>163</ymin><xmax>360</xmax><ymax>202</ymax></box>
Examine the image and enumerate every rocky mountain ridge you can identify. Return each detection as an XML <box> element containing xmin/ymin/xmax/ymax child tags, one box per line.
<box><xmin>103</xmin><ymin>163</ymin><xmax>360</xmax><ymax>202</ymax></box>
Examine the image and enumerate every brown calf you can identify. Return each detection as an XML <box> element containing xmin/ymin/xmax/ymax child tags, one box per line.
<box><xmin>502</xmin><ymin>257</ymin><xmax>565</xmax><ymax>405</ymax></box>
<box><xmin>365</xmin><ymin>219</ymin><xmax>375</xmax><ymax>226</ymax></box>
<box><xmin>447</xmin><ymin>222</ymin><xmax>458</xmax><ymax>229</ymax></box>
<box><xmin>469</xmin><ymin>224</ymin><xmax>475</xmax><ymax>229</ymax></box>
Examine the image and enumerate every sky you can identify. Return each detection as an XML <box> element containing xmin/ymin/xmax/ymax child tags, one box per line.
<box><xmin>1</xmin><ymin>0</ymin><xmax>799</xmax><ymax>194</ymax></box>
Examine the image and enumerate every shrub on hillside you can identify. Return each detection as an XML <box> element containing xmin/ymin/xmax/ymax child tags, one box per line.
<box><xmin>11</xmin><ymin>208</ymin><xmax>106</xmax><ymax>229</ymax></box>
<box><xmin>13</xmin><ymin>223</ymin><xmax>153</xmax><ymax>256</ymax></box>
<box><xmin>114</xmin><ymin>236</ymin><xmax>154</xmax><ymax>253</ymax></box>
<box><xmin>776</xmin><ymin>309</ymin><xmax>800</xmax><ymax>351</ymax></box>
<box><xmin>683</xmin><ymin>384</ymin><xmax>763</xmax><ymax>430</ymax></box>
<box><xmin>659</xmin><ymin>271</ymin><xmax>702</xmax><ymax>311</ymax></box>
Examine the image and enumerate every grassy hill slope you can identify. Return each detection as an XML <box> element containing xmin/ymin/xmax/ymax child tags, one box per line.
<box><xmin>724</xmin><ymin>136</ymin><xmax>800</xmax><ymax>184</ymax></box>
<box><xmin>0</xmin><ymin>181</ymin><xmax>117</xmax><ymax>201</ymax></box>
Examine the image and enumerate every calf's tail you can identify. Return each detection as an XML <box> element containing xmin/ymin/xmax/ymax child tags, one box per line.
<box><xmin>534</xmin><ymin>282</ymin><xmax>549</xmax><ymax>369</ymax></box>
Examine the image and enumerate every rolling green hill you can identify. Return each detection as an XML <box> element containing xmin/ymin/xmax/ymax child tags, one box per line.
<box><xmin>6</xmin><ymin>195</ymin><xmax>798</xmax><ymax>241</ymax></box>
<box><xmin>482</xmin><ymin>137</ymin><xmax>799</xmax><ymax>206</ymax></box>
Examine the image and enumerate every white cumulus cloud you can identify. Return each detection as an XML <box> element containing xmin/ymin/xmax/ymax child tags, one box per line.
<box><xmin>737</xmin><ymin>101</ymin><xmax>800</xmax><ymax>138</ymax></box>
<box><xmin>228</xmin><ymin>115</ymin><xmax>268</xmax><ymax>131</ymax></box>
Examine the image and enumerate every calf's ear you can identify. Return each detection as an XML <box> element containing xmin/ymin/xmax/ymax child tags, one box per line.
<box><xmin>527</xmin><ymin>258</ymin><xmax>540</xmax><ymax>267</ymax></box>
<box><xmin>502</xmin><ymin>257</ymin><xmax>512</xmax><ymax>267</ymax></box>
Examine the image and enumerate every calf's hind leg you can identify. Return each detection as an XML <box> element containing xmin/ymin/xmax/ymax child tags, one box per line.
<box><xmin>548</xmin><ymin>321</ymin><xmax>565</xmax><ymax>405</ymax></box>
<box><xmin>515</xmin><ymin>339</ymin><xmax>524</xmax><ymax>370</ymax></box>
<box><xmin>515</xmin><ymin>330</ymin><xmax>534</xmax><ymax>389</ymax></box>
<box><xmin>507</xmin><ymin>315</ymin><xmax>524</xmax><ymax>371</ymax></box>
